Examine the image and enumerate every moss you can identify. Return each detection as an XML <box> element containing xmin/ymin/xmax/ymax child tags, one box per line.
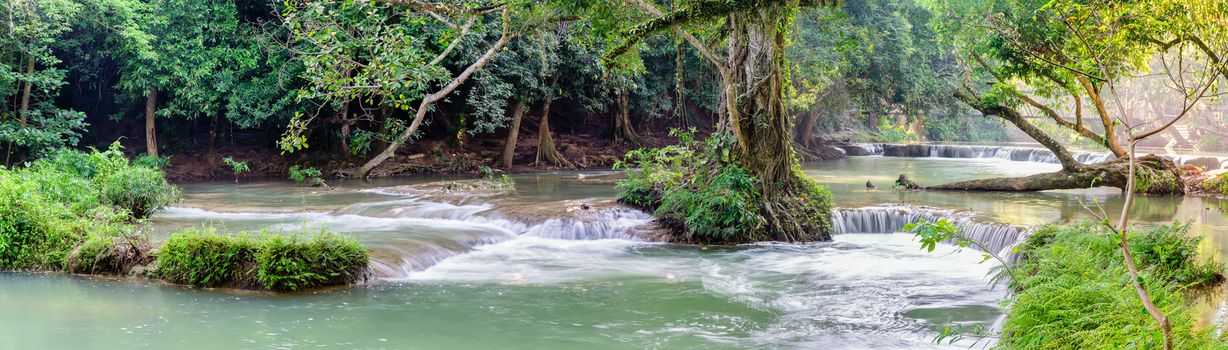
<box><xmin>1001</xmin><ymin>223</ymin><xmax>1223</xmax><ymax>349</ymax></box>
<box><xmin>156</xmin><ymin>228</ymin><xmax>369</xmax><ymax>291</ymax></box>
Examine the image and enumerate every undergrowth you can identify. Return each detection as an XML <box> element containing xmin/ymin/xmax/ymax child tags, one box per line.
<box><xmin>156</xmin><ymin>227</ymin><xmax>368</xmax><ymax>292</ymax></box>
<box><xmin>999</xmin><ymin>222</ymin><xmax>1224</xmax><ymax>349</ymax></box>
<box><xmin>615</xmin><ymin>128</ymin><xmax>833</xmax><ymax>243</ymax></box>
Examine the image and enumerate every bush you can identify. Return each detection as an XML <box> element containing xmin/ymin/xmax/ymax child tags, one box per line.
<box><xmin>1203</xmin><ymin>172</ymin><xmax>1228</xmax><ymax>195</ymax></box>
<box><xmin>0</xmin><ymin>172</ymin><xmax>80</xmax><ymax>270</ymax></box>
<box><xmin>156</xmin><ymin>228</ymin><xmax>369</xmax><ymax>291</ymax></box>
<box><xmin>288</xmin><ymin>165</ymin><xmax>325</xmax><ymax>186</ymax></box>
<box><xmin>1000</xmin><ymin>223</ymin><xmax>1223</xmax><ymax>349</ymax></box>
<box><xmin>100</xmin><ymin>166</ymin><xmax>181</xmax><ymax>219</ymax></box>
<box><xmin>133</xmin><ymin>154</ymin><xmax>171</xmax><ymax>169</ymax></box>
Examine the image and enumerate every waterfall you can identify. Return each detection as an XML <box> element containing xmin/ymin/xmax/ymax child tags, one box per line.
<box><xmin>836</xmin><ymin>143</ymin><xmax>1227</xmax><ymax>170</ymax></box>
<box><xmin>832</xmin><ymin>205</ymin><xmax>1030</xmax><ymax>258</ymax></box>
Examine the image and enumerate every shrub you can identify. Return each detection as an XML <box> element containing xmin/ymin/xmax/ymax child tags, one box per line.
<box><xmin>100</xmin><ymin>166</ymin><xmax>181</xmax><ymax>219</ymax></box>
<box><xmin>1000</xmin><ymin>223</ymin><xmax>1222</xmax><ymax>349</ymax></box>
<box><xmin>288</xmin><ymin>165</ymin><xmax>325</xmax><ymax>186</ymax></box>
<box><xmin>1203</xmin><ymin>172</ymin><xmax>1228</xmax><ymax>195</ymax></box>
<box><xmin>133</xmin><ymin>154</ymin><xmax>171</xmax><ymax>169</ymax></box>
<box><xmin>0</xmin><ymin>172</ymin><xmax>80</xmax><ymax>270</ymax></box>
<box><xmin>156</xmin><ymin>228</ymin><xmax>369</xmax><ymax>291</ymax></box>
<box><xmin>222</xmin><ymin>157</ymin><xmax>249</xmax><ymax>182</ymax></box>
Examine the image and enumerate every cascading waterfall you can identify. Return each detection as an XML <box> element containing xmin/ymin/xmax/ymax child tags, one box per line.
<box><xmin>836</xmin><ymin>143</ymin><xmax>1227</xmax><ymax>170</ymax></box>
<box><xmin>832</xmin><ymin>205</ymin><xmax>1030</xmax><ymax>258</ymax></box>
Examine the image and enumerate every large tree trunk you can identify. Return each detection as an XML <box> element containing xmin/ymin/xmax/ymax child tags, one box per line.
<box><xmin>922</xmin><ymin>155</ymin><xmax>1183</xmax><ymax>195</ymax></box>
<box><xmin>722</xmin><ymin>7</ymin><xmax>834</xmax><ymax>242</ymax></box>
<box><xmin>534</xmin><ymin>87</ymin><xmax>573</xmax><ymax>168</ymax></box>
<box><xmin>613</xmin><ymin>90</ymin><xmax>642</xmax><ymax>145</ymax></box>
<box><xmin>145</xmin><ymin>85</ymin><xmax>158</xmax><ymax>157</ymax></box>
<box><xmin>501</xmin><ymin>100</ymin><xmax>524</xmax><ymax>169</ymax></box>
<box><xmin>19</xmin><ymin>56</ymin><xmax>33</xmax><ymax>127</ymax></box>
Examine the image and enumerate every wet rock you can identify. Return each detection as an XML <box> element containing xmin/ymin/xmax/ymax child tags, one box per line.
<box><xmin>895</xmin><ymin>174</ymin><xmax>922</xmax><ymax>189</ymax></box>
<box><xmin>866</xmin><ymin>180</ymin><xmax>877</xmax><ymax>189</ymax></box>
<box><xmin>837</xmin><ymin>144</ymin><xmax>880</xmax><ymax>156</ymax></box>
<box><xmin>580</xmin><ymin>203</ymin><xmax>592</xmax><ymax>210</ymax></box>
<box><xmin>883</xmin><ymin>144</ymin><xmax>932</xmax><ymax>157</ymax></box>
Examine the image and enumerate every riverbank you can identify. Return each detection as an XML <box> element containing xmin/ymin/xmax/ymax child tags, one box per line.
<box><xmin>0</xmin><ymin>145</ymin><xmax>369</xmax><ymax>292</ymax></box>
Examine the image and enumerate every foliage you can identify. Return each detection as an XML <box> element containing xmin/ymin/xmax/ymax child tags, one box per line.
<box><xmin>222</xmin><ymin>157</ymin><xmax>249</xmax><ymax>179</ymax></box>
<box><xmin>617</xmin><ymin>128</ymin><xmax>832</xmax><ymax>243</ymax></box>
<box><xmin>156</xmin><ymin>228</ymin><xmax>255</xmax><ymax>287</ymax></box>
<box><xmin>133</xmin><ymin>154</ymin><xmax>171</xmax><ymax>169</ymax></box>
<box><xmin>253</xmin><ymin>231</ymin><xmax>367</xmax><ymax>292</ymax></box>
<box><xmin>288</xmin><ymin>165</ymin><xmax>325</xmax><ymax>187</ymax></box>
<box><xmin>100</xmin><ymin>166</ymin><xmax>181</xmax><ymax>219</ymax></box>
<box><xmin>998</xmin><ymin>223</ymin><xmax>1223</xmax><ymax>349</ymax></box>
<box><xmin>157</xmin><ymin>227</ymin><xmax>368</xmax><ymax>291</ymax></box>
<box><xmin>1202</xmin><ymin>173</ymin><xmax>1228</xmax><ymax>196</ymax></box>
<box><xmin>0</xmin><ymin>144</ymin><xmax>172</xmax><ymax>270</ymax></box>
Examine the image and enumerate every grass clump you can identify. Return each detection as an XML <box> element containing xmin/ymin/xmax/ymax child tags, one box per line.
<box><xmin>288</xmin><ymin>165</ymin><xmax>326</xmax><ymax>187</ymax></box>
<box><xmin>1000</xmin><ymin>222</ymin><xmax>1223</xmax><ymax>349</ymax></box>
<box><xmin>156</xmin><ymin>228</ymin><xmax>369</xmax><ymax>291</ymax></box>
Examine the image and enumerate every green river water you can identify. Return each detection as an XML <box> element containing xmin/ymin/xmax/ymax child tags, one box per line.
<box><xmin>2</xmin><ymin>155</ymin><xmax>1227</xmax><ymax>349</ymax></box>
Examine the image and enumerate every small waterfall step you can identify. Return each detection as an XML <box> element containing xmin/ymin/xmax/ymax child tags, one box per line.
<box><xmin>833</xmin><ymin>143</ymin><xmax>1227</xmax><ymax>170</ymax></box>
<box><xmin>832</xmin><ymin>204</ymin><xmax>1031</xmax><ymax>257</ymax></box>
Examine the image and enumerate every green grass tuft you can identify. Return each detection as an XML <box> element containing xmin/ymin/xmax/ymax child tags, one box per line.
<box><xmin>157</xmin><ymin>228</ymin><xmax>369</xmax><ymax>291</ymax></box>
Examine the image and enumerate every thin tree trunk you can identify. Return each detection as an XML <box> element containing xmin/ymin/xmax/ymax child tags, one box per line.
<box><xmin>502</xmin><ymin>100</ymin><xmax>524</xmax><ymax>169</ymax></box>
<box><xmin>534</xmin><ymin>85</ymin><xmax>573</xmax><ymax>168</ymax></box>
<box><xmin>19</xmin><ymin>55</ymin><xmax>33</xmax><ymax>127</ymax></box>
<box><xmin>674</xmin><ymin>41</ymin><xmax>686</xmax><ymax>128</ymax></box>
<box><xmin>613</xmin><ymin>90</ymin><xmax>642</xmax><ymax>145</ymax></box>
<box><xmin>145</xmin><ymin>85</ymin><xmax>158</xmax><ymax>157</ymax></box>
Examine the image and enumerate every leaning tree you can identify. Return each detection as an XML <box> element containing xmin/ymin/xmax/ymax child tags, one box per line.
<box><xmin>917</xmin><ymin>0</ymin><xmax>1226</xmax><ymax>194</ymax></box>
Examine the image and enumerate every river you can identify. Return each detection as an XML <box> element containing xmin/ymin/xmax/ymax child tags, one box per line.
<box><xmin>3</xmin><ymin>148</ymin><xmax>1227</xmax><ymax>349</ymax></box>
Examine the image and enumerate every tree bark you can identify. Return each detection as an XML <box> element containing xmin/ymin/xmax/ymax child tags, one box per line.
<box><xmin>924</xmin><ymin>155</ymin><xmax>1183</xmax><ymax>195</ymax></box>
<box><xmin>19</xmin><ymin>55</ymin><xmax>33</xmax><ymax>127</ymax></box>
<box><xmin>534</xmin><ymin>87</ymin><xmax>573</xmax><ymax>168</ymax></box>
<box><xmin>501</xmin><ymin>100</ymin><xmax>524</xmax><ymax>169</ymax></box>
<box><xmin>145</xmin><ymin>85</ymin><xmax>158</xmax><ymax>157</ymax></box>
<box><xmin>613</xmin><ymin>90</ymin><xmax>642</xmax><ymax>145</ymax></box>
<box><xmin>795</xmin><ymin>109</ymin><xmax>818</xmax><ymax>147</ymax></box>
<box><xmin>721</xmin><ymin>6</ymin><xmax>833</xmax><ymax>242</ymax></box>
<box><xmin>954</xmin><ymin>90</ymin><xmax>1082</xmax><ymax>171</ymax></box>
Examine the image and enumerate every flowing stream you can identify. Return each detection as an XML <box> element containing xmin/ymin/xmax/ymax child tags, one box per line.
<box><xmin>3</xmin><ymin>154</ymin><xmax>1228</xmax><ymax>349</ymax></box>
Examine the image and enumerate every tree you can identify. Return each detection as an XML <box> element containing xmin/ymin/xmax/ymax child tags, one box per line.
<box><xmin>607</xmin><ymin>0</ymin><xmax>842</xmax><ymax>242</ymax></box>
<box><xmin>917</xmin><ymin>0</ymin><xmax>1226</xmax><ymax>194</ymax></box>
<box><xmin>0</xmin><ymin>0</ymin><xmax>88</xmax><ymax>164</ymax></box>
